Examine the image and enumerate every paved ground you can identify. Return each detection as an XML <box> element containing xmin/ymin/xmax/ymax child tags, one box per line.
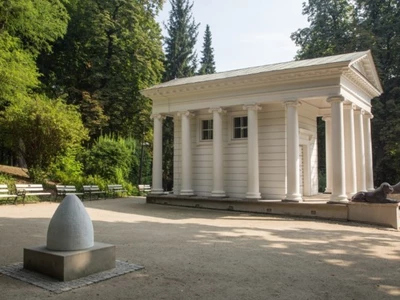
<box><xmin>0</xmin><ymin>197</ymin><xmax>400</xmax><ymax>300</ymax></box>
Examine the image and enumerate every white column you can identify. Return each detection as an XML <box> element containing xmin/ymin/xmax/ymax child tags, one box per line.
<box><xmin>343</xmin><ymin>104</ymin><xmax>357</xmax><ymax>197</ymax></box>
<box><xmin>244</xmin><ymin>104</ymin><xmax>261</xmax><ymax>199</ymax></box>
<box><xmin>284</xmin><ymin>101</ymin><xmax>302</xmax><ymax>202</ymax></box>
<box><xmin>327</xmin><ymin>96</ymin><xmax>348</xmax><ymax>203</ymax></box>
<box><xmin>150</xmin><ymin>114</ymin><xmax>164</xmax><ymax>194</ymax></box>
<box><xmin>210</xmin><ymin>107</ymin><xmax>226</xmax><ymax>197</ymax></box>
<box><xmin>178</xmin><ymin>111</ymin><xmax>194</xmax><ymax>196</ymax></box>
<box><xmin>354</xmin><ymin>108</ymin><xmax>366</xmax><ymax>192</ymax></box>
<box><xmin>322</xmin><ymin>116</ymin><xmax>332</xmax><ymax>194</ymax></box>
<box><xmin>363</xmin><ymin>112</ymin><xmax>374</xmax><ymax>191</ymax></box>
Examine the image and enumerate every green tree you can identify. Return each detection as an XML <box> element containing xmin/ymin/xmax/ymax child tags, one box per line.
<box><xmin>291</xmin><ymin>0</ymin><xmax>357</xmax><ymax>59</ymax></box>
<box><xmin>38</xmin><ymin>0</ymin><xmax>165</xmax><ymax>139</ymax></box>
<box><xmin>0</xmin><ymin>0</ymin><xmax>69</xmax><ymax>108</ymax></box>
<box><xmin>198</xmin><ymin>24</ymin><xmax>216</xmax><ymax>75</ymax></box>
<box><xmin>0</xmin><ymin>95</ymin><xmax>88</xmax><ymax>180</ymax></box>
<box><xmin>164</xmin><ymin>0</ymin><xmax>199</xmax><ymax>80</ymax></box>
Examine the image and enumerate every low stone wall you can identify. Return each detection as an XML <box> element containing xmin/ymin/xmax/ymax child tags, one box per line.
<box><xmin>348</xmin><ymin>202</ymin><xmax>399</xmax><ymax>229</ymax></box>
<box><xmin>147</xmin><ymin>195</ymin><xmax>400</xmax><ymax>229</ymax></box>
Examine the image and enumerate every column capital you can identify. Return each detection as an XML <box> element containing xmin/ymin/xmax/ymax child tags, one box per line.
<box><xmin>343</xmin><ymin>103</ymin><xmax>357</xmax><ymax>110</ymax></box>
<box><xmin>209</xmin><ymin>107</ymin><xmax>227</xmax><ymax>114</ymax></box>
<box><xmin>283</xmin><ymin>100</ymin><xmax>301</xmax><ymax>108</ymax></box>
<box><xmin>363</xmin><ymin>111</ymin><xmax>374</xmax><ymax>119</ymax></box>
<box><xmin>327</xmin><ymin>95</ymin><xmax>345</xmax><ymax>103</ymax></box>
<box><xmin>176</xmin><ymin>111</ymin><xmax>195</xmax><ymax>118</ymax></box>
<box><xmin>322</xmin><ymin>115</ymin><xmax>331</xmax><ymax>122</ymax></box>
<box><xmin>243</xmin><ymin>103</ymin><xmax>262</xmax><ymax>111</ymax></box>
<box><xmin>354</xmin><ymin>108</ymin><xmax>365</xmax><ymax>115</ymax></box>
<box><xmin>150</xmin><ymin>113</ymin><xmax>166</xmax><ymax>120</ymax></box>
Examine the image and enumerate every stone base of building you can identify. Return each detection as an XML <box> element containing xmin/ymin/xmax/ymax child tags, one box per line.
<box><xmin>24</xmin><ymin>242</ymin><xmax>115</xmax><ymax>281</ymax></box>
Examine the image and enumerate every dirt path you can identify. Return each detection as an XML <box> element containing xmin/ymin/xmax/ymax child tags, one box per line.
<box><xmin>1</xmin><ymin>198</ymin><xmax>400</xmax><ymax>300</ymax></box>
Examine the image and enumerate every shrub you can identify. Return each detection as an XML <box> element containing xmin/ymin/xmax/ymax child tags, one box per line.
<box><xmin>83</xmin><ymin>135</ymin><xmax>138</xmax><ymax>185</ymax></box>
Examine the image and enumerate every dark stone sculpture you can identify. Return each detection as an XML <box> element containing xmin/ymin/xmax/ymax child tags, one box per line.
<box><xmin>391</xmin><ymin>182</ymin><xmax>400</xmax><ymax>194</ymax></box>
<box><xmin>351</xmin><ymin>182</ymin><xmax>398</xmax><ymax>203</ymax></box>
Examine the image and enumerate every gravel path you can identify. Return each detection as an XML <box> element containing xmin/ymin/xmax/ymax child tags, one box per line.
<box><xmin>1</xmin><ymin>197</ymin><xmax>400</xmax><ymax>300</ymax></box>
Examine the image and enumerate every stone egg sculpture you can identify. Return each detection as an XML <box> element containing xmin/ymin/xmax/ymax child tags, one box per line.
<box><xmin>47</xmin><ymin>194</ymin><xmax>94</xmax><ymax>251</ymax></box>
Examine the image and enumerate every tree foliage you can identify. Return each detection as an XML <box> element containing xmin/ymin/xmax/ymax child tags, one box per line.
<box><xmin>0</xmin><ymin>95</ymin><xmax>88</xmax><ymax>180</ymax></box>
<box><xmin>0</xmin><ymin>0</ymin><xmax>69</xmax><ymax>108</ymax></box>
<box><xmin>291</xmin><ymin>0</ymin><xmax>400</xmax><ymax>185</ymax></box>
<box><xmin>163</xmin><ymin>0</ymin><xmax>199</xmax><ymax>81</ymax></box>
<box><xmin>38</xmin><ymin>0</ymin><xmax>165</xmax><ymax>139</ymax></box>
<box><xmin>198</xmin><ymin>24</ymin><xmax>216</xmax><ymax>75</ymax></box>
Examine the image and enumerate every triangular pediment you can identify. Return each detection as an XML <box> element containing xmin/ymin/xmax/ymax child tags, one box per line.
<box><xmin>348</xmin><ymin>51</ymin><xmax>383</xmax><ymax>94</ymax></box>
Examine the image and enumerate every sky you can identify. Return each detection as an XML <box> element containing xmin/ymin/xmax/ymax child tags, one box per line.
<box><xmin>156</xmin><ymin>0</ymin><xmax>310</xmax><ymax>72</ymax></box>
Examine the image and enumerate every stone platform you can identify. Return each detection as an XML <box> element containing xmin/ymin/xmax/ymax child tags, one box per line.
<box><xmin>24</xmin><ymin>242</ymin><xmax>115</xmax><ymax>281</ymax></box>
<box><xmin>147</xmin><ymin>194</ymin><xmax>400</xmax><ymax>229</ymax></box>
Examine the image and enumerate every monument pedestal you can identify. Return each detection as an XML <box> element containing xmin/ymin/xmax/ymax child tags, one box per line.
<box><xmin>24</xmin><ymin>242</ymin><xmax>115</xmax><ymax>281</ymax></box>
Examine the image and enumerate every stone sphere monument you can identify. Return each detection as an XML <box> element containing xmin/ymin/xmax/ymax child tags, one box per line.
<box><xmin>24</xmin><ymin>194</ymin><xmax>115</xmax><ymax>281</ymax></box>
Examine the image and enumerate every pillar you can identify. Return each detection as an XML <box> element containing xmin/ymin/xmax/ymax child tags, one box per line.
<box><xmin>178</xmin><ymin>111</ymin><xmax>194</xmax><ymax>196</ymax></box>
<box><xmin>210</xmin><ymin>107</ymin><xmax>226</xmax><ymax>197</ymax></box>
<box><xmin>150</xmin><ymin>114</ymin><xmax>164</xmax><ymax>194</ymax></box>
<box><xmin>284</xmin><ymin>101</ymin><xmax>302</xmax><ymax>202</ymax></box>
<box><xmin>322</xmin><ymin>116</ymin><xmax>332</xmax><ymax>194</ymax></box>
<box><xmin>243</xmin><ymin>104</ymin><xmax>261</xmax><ymax>199</ymax></box>
<box><xmin>363</xmin><ymin>112</ymin><xmax>374</xmax><ymax>191</ymax></box>
<box><xmin>343</xmin><ymin>103</ymin><xmax>357</xmax><ymax>197</ymax></box>
<box><xmin>327</xmin><ymin>96</ymin><xmax>348</xmax><ymax>203</ymax></box>
<box><xmin>354</xmin><ymin>108</ymin><xmax>366</xmax><ymax>192</ymax></box>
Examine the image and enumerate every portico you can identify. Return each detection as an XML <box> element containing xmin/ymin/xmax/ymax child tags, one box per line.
<box><xmin>142</xmin><ymin>51</ymin><xmax>382</xmax><ymax>203</ymax></box>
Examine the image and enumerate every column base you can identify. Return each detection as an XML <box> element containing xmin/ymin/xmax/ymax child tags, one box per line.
<box><xmin>150</xmin><ymin>189</ymin><xmax>164</xmax><ymax>195</ymax></box>
<box><xmin>329</xmin><ymin>194</ymin><xmax>349</xmax><ymax>203</ymax></box>
<box><xmin>246</xmin><ymin>192</ymin><xmax>261</xmax><ymax>199</ymax></box>
<box><xmin>283</xmin><ymin>194</ymin><xmax>303</xmax><ymax>202</ymax></box>
<box><xmin>180</xmin><ymin>190</ymin><xmax>195</xmax><ymax>196</ymax></box>
<box><xmin>211</xmin><ymin>191</ymin><xmax>227</xmax><ymax>197</ymax></box>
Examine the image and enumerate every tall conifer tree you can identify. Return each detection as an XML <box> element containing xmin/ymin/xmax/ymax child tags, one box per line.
<box><xmin>164</xmin><ymin>0</ymin><xmax>199</xmax><ymax>80</ymax></box>
<box><xmin>198</xmin><ymin>25</ymin><xmax>216</xmax><ymax>75</ymax></box>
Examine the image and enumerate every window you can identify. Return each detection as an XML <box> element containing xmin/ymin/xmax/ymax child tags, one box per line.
<box><xmin>233</xmin><ymin>116</ymin><xmax>248</xmax><ymax>139</ymax></box>
<box><xmin>201</xmin><ymin>119</ymin><xmax>213</xmax><ymax>140</ymax></box>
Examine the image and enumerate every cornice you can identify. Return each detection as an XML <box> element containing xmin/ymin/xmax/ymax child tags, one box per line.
<box><xmin>342</xmin><ymin>68</ymin><xmax>381</xmax><ymax>98</ymax></box>
<box><xmin>143</xmin><ymin>67</ymin><xmax>345</xmax><ymax>99</ymax></box>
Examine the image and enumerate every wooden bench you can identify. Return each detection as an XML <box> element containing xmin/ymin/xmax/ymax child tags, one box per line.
<box><xmin>15</xmin><ymin>184</ymin><xmax>52</xmax><ymax>205</ymax></box>
<box><xmin>107</xmin><ymin>184</ymin><xmax>127</xmax><ymax>198</ymax></box>
<box><xmin>83</xmin><ymin>185</ymin><xmax>106</xmax><ymax>201</ymax></box>
<box><xmin>55</xmin><ymin>185</ymin><xmax>84</xmax><ymax>201</ymax></box>
<box><xmin>138</xmin><ymin>184</ymin><xmax>151</xmax><ymax>193</ymax></box>
<box><xmin>0</xmin><ymin>184</ymin><xmax>18</xmax><ymax>205</ymax></box>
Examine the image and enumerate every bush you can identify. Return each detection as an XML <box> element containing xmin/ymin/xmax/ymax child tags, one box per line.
<box><xmin>48</xmin><ymin>147</ymin><xmax>84</xmax><ymax>186</ymax></box>
<box><xmin>83</xmin><ymin>135</ymin><xmax>138</xmax><ymax>185</ymax></box>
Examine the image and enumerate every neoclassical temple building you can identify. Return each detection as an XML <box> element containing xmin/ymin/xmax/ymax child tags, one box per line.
<box><xmin>141</xmin><ymin>51</ymin><xmax>382</xmax><ymax>203</ymax></box>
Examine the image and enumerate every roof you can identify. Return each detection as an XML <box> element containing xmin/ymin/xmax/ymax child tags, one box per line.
<box><xmin>142</xmin><ymin>50</ymin><xmax>382</xmax><ymax>93</ymax></box>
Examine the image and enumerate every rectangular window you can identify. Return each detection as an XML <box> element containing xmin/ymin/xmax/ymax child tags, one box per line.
<box><xmin>201</xmin><ymin>119</ymin><xmax>213</xmax><ymax>140</ymax></box>
<box><xmin>233</xmin><ymin>116</ymin><xmax>248</xmax><ymax>139</ymax></box>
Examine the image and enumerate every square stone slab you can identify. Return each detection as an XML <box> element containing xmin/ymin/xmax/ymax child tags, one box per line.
<box><xmin>24</xmin><ymin>242</ymin><xmax>115</xmax><ymax>281</ymax></box>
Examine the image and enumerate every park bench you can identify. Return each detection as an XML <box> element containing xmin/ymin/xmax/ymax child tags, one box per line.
<box><xmin>83</xmin><ymin>185</ymin><xmax>106</xmax><ymax>201</ymax></box>
<box><xmin>55</xmin><ymin>185</ymin><xmax>84</xmax><ymax>201</ymax></box>
<box><xmin>107</xmin><ymin>184</ymin><xmax>127</xmax><ymax>199</ymax></box>
<box><xmin>0</xmin><ymin>184</ymin><xmax>18</xmax><ymax>205</ymax></box>
<box><xmin>138</xmin><ymin>184</ymin><xmax>151</xmax><ymax>193</ymax></box>
<box><xmin>15</xmin><ymin>183</ymin><xmax>52</xmax><ymax>205</ymax></box>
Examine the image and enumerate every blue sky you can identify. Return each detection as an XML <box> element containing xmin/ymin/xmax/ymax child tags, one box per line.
<box><xmin>156</xmin><ymin>0</ymin><xmax>309</xmax><ymax>72</ymax></box>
